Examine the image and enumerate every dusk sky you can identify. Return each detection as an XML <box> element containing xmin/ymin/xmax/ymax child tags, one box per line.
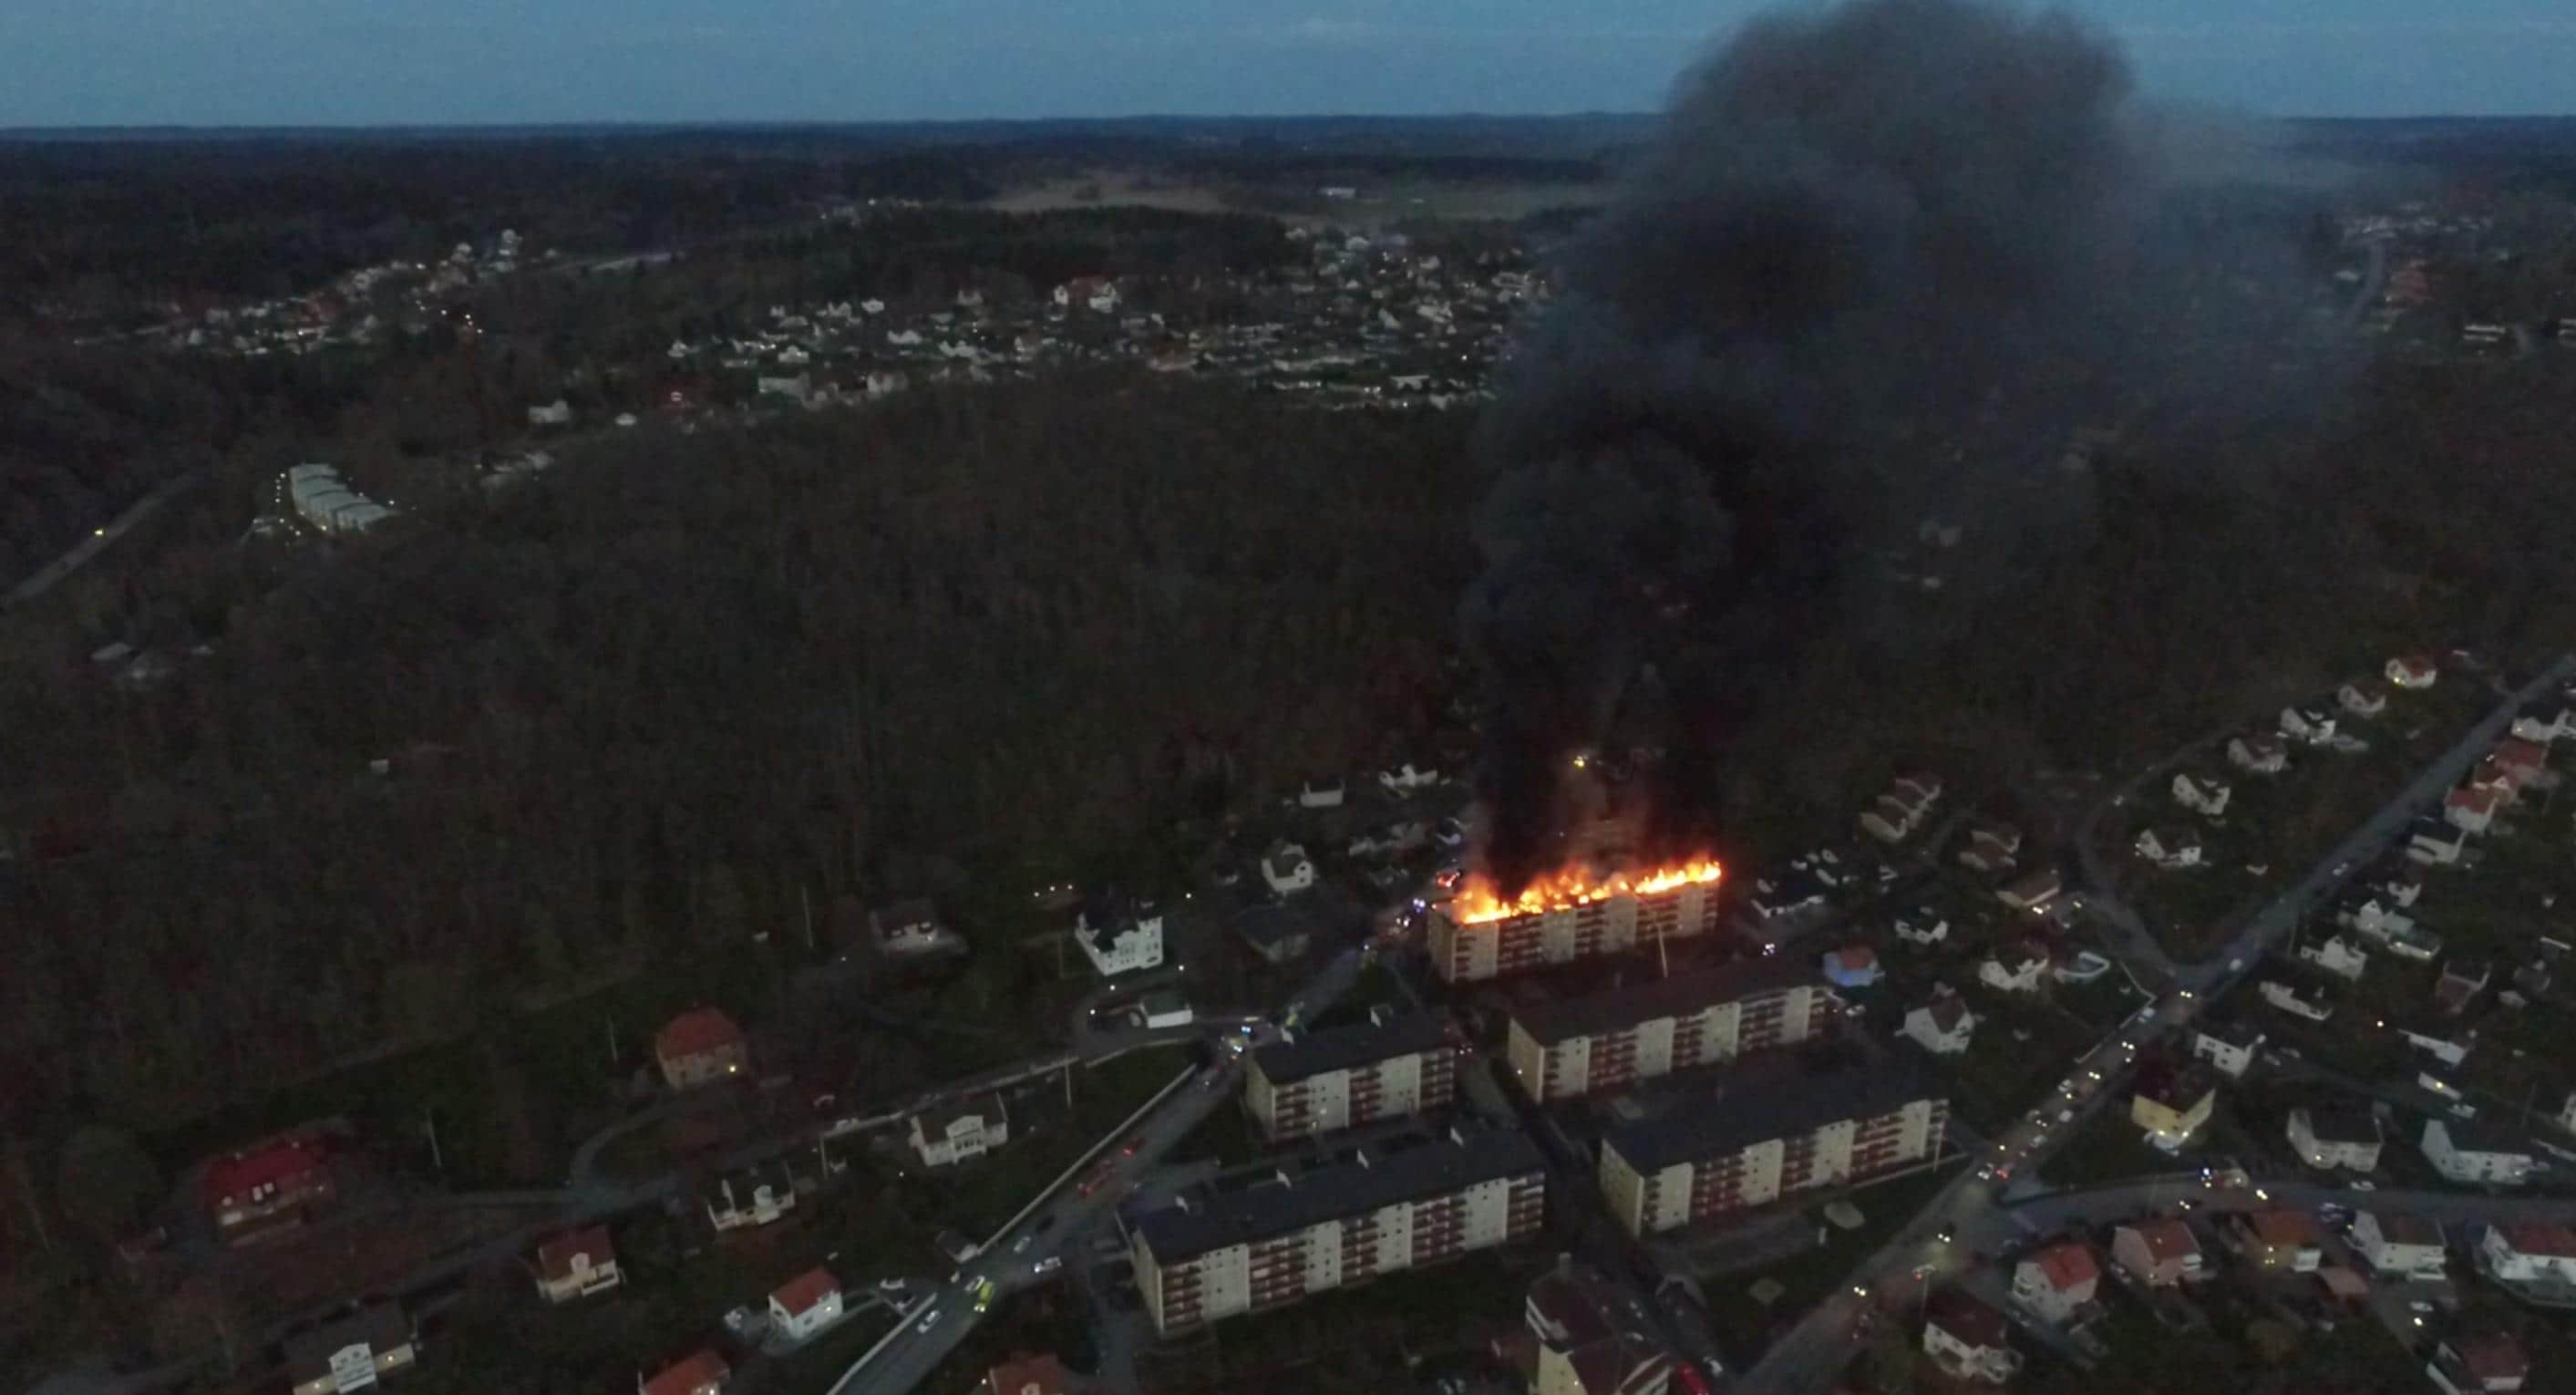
<box><xmin>4</xmin><ymin>0</ymin><xmax>2572</xmax><ymax>127</ymax></box>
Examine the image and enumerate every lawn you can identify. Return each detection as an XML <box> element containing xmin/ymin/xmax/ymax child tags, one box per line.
<box><xmin>1700</xmin><ymin>1166</ymin><xmax>1956</xmax><ymax>1367</ymax></box>
<box><xmin>2016</xmin><ymin>1292</ymin><xmax>2427</xmax><ymax>1395</ymax></box>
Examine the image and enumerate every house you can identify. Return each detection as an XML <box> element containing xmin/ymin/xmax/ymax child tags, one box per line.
<box><xmin>2422</xmin><ymin>1119</ymin><xmax>2533</xmax><ymax>1186</ymax></box>
<box><xmin>1893</xmin><ymin>907</ymin><xmax>1949</xmax><ymax>946</ymax></box>
<box><xmin>1902</xmin><ymin>987</ymin><xmax>1976</xmax><ymax>1056</ymax></box>
<box><xmin>2173</xmin><ymin>772</ymin><xmax>2232</xmax><ymax>817</ymax></box>
<box><xmin>1075</xmin><ymin>897</ymin><xmax>1164</xmax><ymax>976</ymax></box>
<box><xmin>534</xmin><ymin>1225</ymin><xmax>622</xmax><ymax>1303</ymax></box>
<box><xmin>2280</xmin><ymin>705</ymin><xmax>2338</xmax><ymax>747</ymax></box>
<box><xmin>1522</xmin><ymin>1256</ymin><xmax>1678</xmax><ymax>1395</ymax></box>
<box><xmin>202</xmin><ymin>1136</ymin><xmax>335</xmax><ymax>1244</ymax></box>
<box><xmin>2436</xmin><ymin>959</ymin><xmax>2493</xmax><ymax>1016</ymax></box>
<box><xmin>2229</xmin><ymin>734</ymin><xmax>2291</xmax><ymax>775</ymax></box>
<box><xmin>2262</xmin><ymin>979</ymin><xmax>2333</xmax><ymax>1021</ymax></box>
<box><xmin>1979</xmin><ymin>941</ymin><xmax>2051</xmax><ymax>994</ymax></box>
<box><xmin>2398</xmin><ymin>1024</ymin><xmax>2474</xmax><ymax>1066</ymax></box>
<box><xmin>2340</xmin><ymin>894</ymin><xmax>2416</xmax><ymax>940</ymax></box>
<box><xmin>2338</xmin><ymin>681</ymin><xmax>2388</xmax><ymax>718</ymax></box>
<box><xmin>2351</xmin><ymin>1210</ymin><xmax>2447</xmax><ymax>1278</ymax></box>
<box><xmin>528</xmin><ymin>398</ymin><xmax>574</xmax><ymax>427</ymax></box>
<box><xmin>1821</xmin><ymin>945</ymin><xmax>1881</xmax><ymax>988</ymax></box>
<box><xmin>2012</xmin><ymin>1242</ymin><xmax>2101</xmax><ymax>1323</ymax></box>
<box><xmin>2387</xmin><ymin>655</ymin><xmax>2440</xmax><ymax>689</ymax></box>
<box><xmin>1233</xmin><ymin>906</ymin><xmax>1313</xmax><ymax>965</ymax></box>
<box><xmin>2286</xmin><ymin>1106</ymin><xmax>2383</xmax><ymax>1172</ymax></box>
<box><xmin>2378</xmin><ymin>865</ymin><xmax>2426</xmax><ymax>907</ymax></box>
<box><xmin>1996</xmin><ymin>868</ymin><xmax>2061</xmax><ymax>912</ymax></box>
<box><xmin>2512</xmin><ymin>700</ymin><xmax>2576</xmax><ymax>744</ymax></box>
<box><xmin>1377</xmin><ymin>761</ymin><xmax>1440</xmax><ymax>793</ymax></box>
<box><xmin>1139</xmin><ymin>989</ymin><xmax>1193</xmax><ymax>1028</ymax></box>
<box><xmin>2229</xmin><ymin>1209</ymin><xmax>2324</xmax><ymax>1272</ymax></box>
<box><xmin>2428</xmin><ymin>1331</ymin><xmax>2530</xmax><ymax>1395</ymax></box>
<box><xmin>2491</xmin><ymin>737</ymin><xmax>2551</xmax><ymax>787</ymax></box>
<box><xmin>1053</xmin><ymin>277</ymin><xmax>1119</xmax><ymax>314</ymax></box>
<box><xmin>284</xmin><ymin>1303</ymin><xmax>416</xmax><ymax>1395</ymax></box>
<box><xmin>2410</xmin><ymin>817</ymin><xmax>2468</xmax><ymax>865</ymax></box>
<box><xmin>910</xmin><ymin>1096</ymin><xmax>1010</xmax><ymax>1168</ymax></box>
<box><xmin>2295</xmin><ymin>933</ymin><xmax>2369</xmax><ymax>981</ymax></box>
<box><xmin>2479</xmin><ymin>1223</ymin><xmax>2576</xmax><ymax>1286</ymax></box>
<box><xmin>768</xmin><ymin>1267</ymin><xmax>844</xmax><ymax>1344</ymax></box>
<box><xmin>640</xmin><ymin>1351</ymin><xmax>729</xmax><ymax>1395</ymax></box>
<box><xmin>654</xmin><ymin>1008</ymin><xmax>749</xmax><ymax>1090</ymax></box>
<box><xmin>868</xmin><ymin>898</ymin><xmax>959</xmax><ymax>956</ymax></box>
<box><xmin>1260</xmin><ymin>842</ymin><xmax>1316</xmax><ymax>896</ymax></box>
<box><xmin>2190</xmin><ymin>1023</ymin><xmax>2264</xmax><ymax>1079</ymax></box>
<box><xmin>1892</xmin><ymin>772</ymin><xmax>1944</xmax><ymax>815</ymax></box>
<box><xmin>2446</xmin><ymin>785</ymin><xmax>2502</xmax><ymax>835</ymax></box>
<box><xmin>2130</xmin><ymin>1065</ymin><xmax>2219</xmax><ymax>1152</ymax></box>
<box><xmin>1860</xmin><ymin>795</ymin><xmax>1919</xmax><ymax>844</ymax></box>
<box><xmin>1958</xmin><ymin>822</ymin><xmax>2023</xmax><ymax>874</ymax></box>
<box><xmin>2111</xmin><ymin>1218</ymin><xmax>2203</xmax><ymax>1286</ymax></box>
<box><xmin>1295</xmin><ymin>775</ymin><xmax>1345</xmax><ymax>809</ymax></box>
<box><xmin>704</xmin><ymin>1163</ymin><xmax>797</xmax><ymax>1231</ymax></box>
<box><xmin>2135</xmin><ymin>825</ymin><xmax>2203</xmax><ymax>869</ymax></box>
<box><xmin>983</xmin><ymin>1353</ymin><xmax>1073</xmax><ymax>1395</ymax></box>
<box><xmin>1921</xmin><ymin>1291</ymin><xmax>2019</xmax><ymax>1386</ymax></box>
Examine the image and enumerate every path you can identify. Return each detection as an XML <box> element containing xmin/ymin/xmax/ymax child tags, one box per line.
<box><xmin>4</xmin><ymin>470</ymin><xmax>205</xmax><ymax>612</ymax></box>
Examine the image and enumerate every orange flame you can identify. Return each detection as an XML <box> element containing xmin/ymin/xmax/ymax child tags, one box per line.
<box><xmin>1450</xmin><ymin>855</ymin><xmax>1723</xmax><ymax>925</ymax></box>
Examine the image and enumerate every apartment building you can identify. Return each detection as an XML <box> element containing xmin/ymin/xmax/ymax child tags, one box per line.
<box><xmin>1597</xmin><ymin>1063</ymin><xmax>1946</xmax><ymax>1235</ymax></box>
<box><xmin>1244</xmin><ymin>1008</ymin><xmax>1458</xmax><ymax>1142</ymax></box>
<box><xmin>1503</xmin><ymin>960</ymin><xmax>1835</xmax><ymax>1102</ymax></box>
<box><xmin>1429</xmin><ymin>874</ymin><xmax>1722</xmax><ymax>983</ymax></box>
<box><xmin>1130</xmin><ymin>1126</ymin><xmax>1546</xmax><ymax>1335</ymax></box>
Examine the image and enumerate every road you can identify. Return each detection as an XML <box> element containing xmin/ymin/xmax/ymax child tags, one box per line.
<box><xmin>3</xmin><ymin>469</ymin><xmax>205</xmax><ymax>612</ymax></box>
<box><xmin>824</xmin><ymin>946</ymin><xmax>1371</xmax><ymax>1395</ymax></box>
<box><xmin>1740</xmin><ymin>654</ymin><xmax>2576</xmax><ymax>1394</ymax></box>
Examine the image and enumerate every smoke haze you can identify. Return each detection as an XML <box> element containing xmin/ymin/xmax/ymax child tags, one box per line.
<box><xmin>1466</xmin><ymin>0</ymin><xmax>2336</xmax><ymax>890</ymax></box>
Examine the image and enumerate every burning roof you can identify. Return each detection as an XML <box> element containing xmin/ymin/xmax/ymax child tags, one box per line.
<box><xmin>1449</xmin><ymin>856</ymin><xmax>1722</xmax><ymax>925</ymax></box>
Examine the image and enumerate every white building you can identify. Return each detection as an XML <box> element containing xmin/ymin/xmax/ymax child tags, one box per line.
<box><xmin>1902</xmin><ymin>988</ymin><xmax>1976</xmax><ymax>1056</ymax></box>
<box><xmin>2422</xmin><ymin>1119</ymin><xmax>2533</xmax><ymax>1186</ymax></box>
<box><xmin>1893</xmin><ymin>908</ymin><xmax>1949</xmax><ymax>946</ymax></box>
<box><xmin>2351</xmin><ymin>1210</ymin><xmax>2447</xmax><ymax>1279</ymax></box>
<box><xmin>2260</xmin><ymin>980</ymin><xmax>2334</xmax><ymax>1021</ymax></box>
<box><xmin>2011</xmin><ymin>1243</ymin><xmax>2100</xmax><ymax>1325</ymax></box>
<box><xmin>1076</xmin><ymin>901</ymin><xmax>1164</xmax><ymax>976</ymax></box>
<box><xmin>767</xmin><ymin>1268</ymin><xmax>844</xmax><ymax>1344</ymax></box>
<box><xmin>2480</xmin><ymin>1223</ymin><xmax>2576</xmax><ymax>1286</ymax></box>
<box><xmin>2172</xmin><ymin>773</ymin><xmax>2232</xmax><ymax>818</ymax></box>
<box><xmin>1922</xmin><ymin>1295</ymin><xmax>2019</xmax><ymax>1386</ymax></box>
<box><xmin>2190</xmin><ymin>1024</ymin><xmax>2263</xmax><ymax>1079</ymax></box>
<box><xmin>909</xmin><ymin>1097</ymin><xmax>1010</xmax><ymax>1168</ymax></box>
<box><xmin>2295</xmin><ymin>935</ymin><xmax>2369</xmax><ymax>981</ymax></box>
<box><xmin>2286</xmin><ymin>1106</ymin><xmax>2383</xmax><ymax>1172</ymax></box>
<box><xmin>2339</xmin><ymin>682</ymin><xmax>2387</xmax><ymax>717</ymax></box>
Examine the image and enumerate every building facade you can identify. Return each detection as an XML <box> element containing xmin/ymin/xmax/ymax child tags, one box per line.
<box><xmin>1130</xmin><ymin>1127</ymin><xmax>1546</xmax><ymax>1335</ymax></box>
<box><xmin>1595</xmin><ymin>1064</ymin><xmax>1947</xmax><ymax>1235</ymax></box>
<box><xmin>1244</xmin><ymin>1009</ymin><xmax>1458</xmax><ymax>1142</ymax></box>
<box><xmin>1429</xmin><ymin>876</ymin><xmax>1721</xmax><ymax>983</ymax></box>
<box><xmin>1504</xmin><ymin>960</ymin><xmax>1835</xmax><ymax>1102</ymax></box>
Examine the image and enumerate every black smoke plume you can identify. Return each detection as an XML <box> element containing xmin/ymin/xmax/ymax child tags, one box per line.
<box><xmin>1467</xmin><ymin>0</ymin><xmax>2326</xmax><ymax>891</ymax></box>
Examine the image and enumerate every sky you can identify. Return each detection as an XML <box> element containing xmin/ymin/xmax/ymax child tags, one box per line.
<box><xmin>3</xmin><ymin>0</ymin><xmax>2572</xmax><ymax>128</ymax></box>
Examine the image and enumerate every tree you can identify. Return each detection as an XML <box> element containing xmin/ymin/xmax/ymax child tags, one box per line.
<box><xmin>55</xmin><ymin>1123</ymin><xmax>160</xmax><ymax>1248</ymax></box>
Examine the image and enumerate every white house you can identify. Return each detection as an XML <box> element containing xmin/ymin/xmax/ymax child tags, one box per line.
<box><xmin>2173</xmin><ymin>773</ymin><xmax>2232</xmax><ymax>818</ymax></box>
<box><xmin>1978</xmin><ymin>943</ymin><xmax>2050</xmax><ymax>994</ymax></box>
<box><xmin>1075</xmin><ymin>901</ymin><xmax>1164</xmax><ymax>976</ymax></box>
<box><xmin>2339</xmin><ymin>682</ymin><xmax>2389</xmax><ymax>718</ymax></box>
<box><xmin>756</xmin><ymin>373</ymin><xmax>812</xmax><ymax>403</ymax></box>
<box><xmin>1296</xmin><ymin>776</ymin><xmax>1345</xmax><ymax>809</ymax></box>
<box><xmin>1377</xmin><ymin>762</ymin><xmax>1440</xmax><ymax>793</ymax></box>
<box><xmin>2480</xmin><ymin>1222</ymin><xmax>2576</xmax><ymax>1286</ymax></box>
<box><xmin>2011</xmin><ymin>1243</ymin><xmax>2100</xmax><ymax>1325</ymax></box>
<box><xmin>705</xmin><ymin>1165</ymin><xmax>797</xmax><ymax>1231</ymax></box>
<box><xmin>1902</xmin><ymin>987</ymin><xmax>1976</xmax><ymax>1056</ymax></box>
<box><xmin>2295</xmin><ymin>934</ymin><xmax>2368</xmax><ymax>981</ymax></box>
<box><xmin>2340</xmin><ymin>896</ymin><xmax>2416</xmax><ymax>940</ymax></box>
<box><xmin>2260</xmin><ymin>980</ymin><xmax>2334</xmax><ymax>1021</ymax></box>
<box><xmin>2399</xmin><ymin>1026</ymin><xmax>2474</xmax><ymax>1068</ymax></box>
<box><xmin>909</xmin><ymin>1097</ymin><xmax>1010</xmax><ymax>1168</ymax></box>
<box><xmin>1260</xmin><ymin>843</ymin><xmax>1315</xmax><ymax>896</ymax></box>
<box><xmin>2446</xmin><ymin>785</ymin><xmax>2502</xmax><ymax>835</ymax></box>
<box><xmin>528</xmin><ymin>398</ymin><xmax>574</xmax><ymax>427</ymax></box>
<box><xmin>2136</xmin><ymin>826</ymin><xmax>2203</xmax><ymax>869</ymax></box>
<box><xmin>2422</xmin><ymin>1119</ymin><xmax>2533</xmax><ymax>1186</ymax></box>
<box><xmin>2229</xmin><ymin>734</ymin><xmax>2291</xmax><ymax>775</ymax></box>
<box><xmin>2512</xmin><ymin>703</ymin><xmax>2576</xmax><ymax>744</ymax></box>
<box><xmin>2387</xmin><ymin>655</ymin><xmax>2438</xmax><ymax>689</ymax></box>
<box><xmin>1893</xmin><ymin>908</ymin><xmax>1949</xmax><ymax>946</ymax></box>
<box><xmin>2351</xmin><ymin>1210</ymin><xmax>2448</xmax><ymax>1278</ymax></box>
<box><xmin>2280</xmin><ymin>705</ymin><xmax>2338</xmax><ymax>747</ymax></box>
<box><xmin>1860</xmin><ymin>794</ymin><xmax>1922</xmax><ymax>845</ymax></box>
<box><xmin>1139</xmin><ymin>990</ymin><xmax>1193</xmax><ymax>1029</ymax></box>
<box><xmin>2410</xmin><ymin>818</ymin><xmax>2469</xmax><ymax>865</ymax></box>
<box><xmin>767</xmin><ymin>1268</ymin><xmax>844</xmax><ymax>1344</ymax></box>
<box><xmin>2286</xmin><ymin>1106</ymin><xmax>2383</xmax><ymax>1172</ymax></box>
<box><xmin>1922</xmin><ymin>1295</ymin><xmax>2019</xmax><ymax>1386</ymax></box>
<box><xmin>534</xmin><ymin>1226</ymin><xmax>623</xmax><ymax>1304</ymax></box>
<box><xmin>2190</xmin><ymin>1024</ymin><xmax>2264</xmax><ymax>1079</ymax></box>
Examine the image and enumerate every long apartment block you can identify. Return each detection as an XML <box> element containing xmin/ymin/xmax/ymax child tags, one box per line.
<box><xmin>1245</xmin><ymin>1008</ymin><xmax>1459</xmax><ymax>1142</ymax></box>
<box><xmin>1429</xmin><ymin>875</ymin><xmax>1723</xmax><ymax>983</ymax></box>
<box><xmin>1597</xmin><ymin>1061</ymin><xmax>1946</xmax><ymax>1235</ymax></box>
<box><xmin>1128</xmin><ymin>1124</ymin><xmax>1547</xmax><ymax>1335</ymax></box>
<box><xmin>1504</xmin><ymin>959</ymin><xmax>1837</xmax><ymax>1101</ymax></box>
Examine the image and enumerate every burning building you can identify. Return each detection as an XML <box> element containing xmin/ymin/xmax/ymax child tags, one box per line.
<box><xmin>1427</xmin><ymin>857</ymin><xmax>1722</xmax><ymax>983</ymax></box>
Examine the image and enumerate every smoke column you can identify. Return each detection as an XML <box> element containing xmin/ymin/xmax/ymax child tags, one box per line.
<box><xmin>1466</xmin><ymin>0</ymin><xmax>2311</xmax><ymax>891</ymax></box>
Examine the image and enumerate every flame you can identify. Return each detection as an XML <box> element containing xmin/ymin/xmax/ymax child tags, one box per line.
<box><xmin>1450</xmin><ymin>855</ymin><xmax>1723</xmax><ymax>925</ymax></box>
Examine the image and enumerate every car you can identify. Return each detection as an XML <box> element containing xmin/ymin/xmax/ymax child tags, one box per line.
<box><xmin>1033</xmin><ymin>1255</ymin><xmax>1063</xmax><ymax>1276</ymax></box>
<box><xmin>973</xmin><ymin>1279</ymin><xmax>996</xmax><ymax>1314</ymax></box>
<box><xmin>2056</xmin><ymin>1108</ymin><xmax>2075</xmax><ymax>1123</ymax></box>
<box><xmin>1012</xmin><ymin>1234</ymin><xmax>1033</xmax><ymax>1255</ymax></box>
<box><xmin>2353</xmin><ymin>1179</ymin><xmax>2377</xmax><ymax>1191</ymax></box>
<box><xmin>916</xmin><ymin>1308</ymin><xmax>942</xmax><ymax>1333</ymax></box>
<box><xmin>876</xmin><ymin>1276</ymin><xmax>909</xmax><ymax>1294</ymax></box>
<box><xmin>1122</xmin><ymin>1139</ymin><xmax>1141</xmax><ymax>1156</ymax></box>
<box><xmin>2409</xmin><ymin>1300</ymin><xmax>2437</xmax><ymax>1314</ymax></box>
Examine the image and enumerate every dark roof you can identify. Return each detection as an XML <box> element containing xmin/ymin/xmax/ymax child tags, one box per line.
<box><xmin>1602</xmin><ymin>1059</ymin><xmax>1941</xmax><ymax>1173</ymax></box>
<box><xmin>283</xmin><ymin>1303</ymin><xmax>410</xmax><ymax>1378</ymax></box>
<box><xmin>2300</xmin><ymin>1105</ymin><xmax>2383</xmax><ymax>1146</ymax></box>
<box><xmin>2197</xmin><ymin>1021</ymin><xmax>2263</xmax><ymax>1049</ymax></box>
<box><xmin>1926</xmin><ymin>1291</ymin><xmax>2010</xmax><ymax>1349</ymax></box>
<box><xmin>1510</xmin><ymin>958</ymin><xmax>1819</xmax><ymax>1047</ymax></box>
<box><xmin>2434</xmin><ymin>1116</ymin><xmax>2530</xmax><ymax>1155</ymax></box>
<box><xmin>1252</xmin><ymin>1012</ymin><xmax>1450</xmax><ymax>1084</ymax></box>
<box><xmin>1133</xmin><ymin>1127</ymin><xmax>1541</xmax><ymax>1263</ymax></box>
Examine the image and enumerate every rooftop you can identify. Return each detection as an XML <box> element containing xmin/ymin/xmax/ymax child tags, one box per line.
<box><xmin>1600</xmin><ymin>1058</ymin><xmax>1939</xmax><ymax>1173</ymax></box>
<box><xmin>1252</xmin><ymin>1010</ymin><xmax>1451</xmax><ymax>1084</ymax></box>
<box><xmin>655</xmin><ymin>1007</ymin><xmax>744</xmax><ymax>1060</ymax></box>
<box><xmin>1509</xmin><ymin>957</ymin><xmax>1819</xmax><ymax>1047</ymax></box>
<box><xmin>771</xmin><ymin>1266</ymin><xmax>839</xmax><ymax>1317</ymax></box>
<box><xmin>283</xmin><ymin>1303</ymin><xmax>409</xmax><ymax>1377</ymax></box>
<box><xmin>535</xmin><ymin>1225</ymin><xmax>614</xmax><ymax>1280</ymax></box>
<box><xmin>1132</xmin><ymin>1125</ymin><xmax>1541</xmax><ymax>1264</ymax></box>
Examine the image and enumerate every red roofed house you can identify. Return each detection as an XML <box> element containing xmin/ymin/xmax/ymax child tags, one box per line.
<box><xmin>1821</xmin><ymin>945</ymin><xmax>1881</xmax><ymax>988</ymax></box>
<box><xmin>2429</xmin><ymin>1330</ymin><xmax>2530</xmax><ymax>1395</ymax></box>
<box><xmin>655</xmin><ymin>1008</ymin><xmax>749</xmax><ymax>1090</ymax></box>
<box><xmin>1922</xmin><ymin>1291</ymin><xmax>2019</xmax><ymax>1385</ymax></box>
<box><xmin>640</xmin><ymin>1351</ymin><xmax>728</xmax><ymax>1395</ymax></box>
<box><xmin>2011</xmin><ymin>1242</ymin><xmax>2100</xmax><ymax>1324</ymax></box>
<box><xmin>2229</xmin><ymin>1210</ymin><xmax>2324</xmax><ymax>1273</ymax></box>
<box><xmin>535</xmin><ymin>1225</ymin><xmax>622</xmax><ymax>1303</ymax></box>
<box><xmin>2111</xmin><ymin>1219</ymin><xmax>2203</xmax><ymax>1286</ymax></box>
<box><xmin>2446</xmin><ymin>785</ymin><xmax>2502</xmax><ymax>835</ymax></box>
<box><xmin>2480</xmin><ymin>1223</ymin><xmax>2576</xmax><ymax>1286</ymax></box>
<box><xmin>2387</xmin><ymin>655</ymin><xmax>2438</xmax><ymax>689</ymax></box>
<box><xmin>983</xmin><ymin>1352</ymin><xmax>1073</xmax><ymax>1395</ymax></box>
<box><xmin>202</xmin><ymin>1137</ymin><xmax>335</xmax><ymax>1245</ymax></box>
<box><xmin>768</xmin><ymin>1266</ymin><xmax>844</xmax><ymax>1344</ymax></box>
